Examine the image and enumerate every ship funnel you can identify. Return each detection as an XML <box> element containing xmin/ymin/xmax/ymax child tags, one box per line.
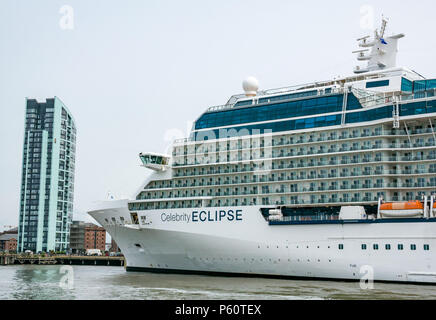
<box><xmin>242</xmin><ymin>76</ymin><xmax>259</xmax><ymax>97</ymax></box>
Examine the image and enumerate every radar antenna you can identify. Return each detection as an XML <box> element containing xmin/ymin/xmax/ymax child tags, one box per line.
<box><xmin>353</xmin><ymin>17</ymin><xmax>405</xmax><ymax>74</ymax></box>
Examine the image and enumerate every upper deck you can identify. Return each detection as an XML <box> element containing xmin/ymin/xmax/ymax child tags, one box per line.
<box><xmin>172</xmin><ymin>71</ymin><xmax>436</xmax><ymax>145</ymax></box>
<box><xmin>172</xmin><ymin>18</ymin><xmax>435</xmax><ymax>145</ymax></box>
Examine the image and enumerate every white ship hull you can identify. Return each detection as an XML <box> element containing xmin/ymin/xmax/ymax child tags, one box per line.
<box><xmin>89</xmin><ymin>201</ymin><xmax>436</xmax><ymax>284</ymax></box>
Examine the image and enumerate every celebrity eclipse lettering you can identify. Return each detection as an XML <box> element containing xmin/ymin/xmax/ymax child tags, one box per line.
<box><xmin>160</xmin><ymin>209</ymin><xmax>242</xmax><ymax>223</ymax></box>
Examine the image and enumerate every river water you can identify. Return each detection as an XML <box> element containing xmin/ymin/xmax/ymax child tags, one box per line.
<box><xmin>1</xmin><ymin>265</ymin><xmax>436</xmax><ymax>300</ymax></box>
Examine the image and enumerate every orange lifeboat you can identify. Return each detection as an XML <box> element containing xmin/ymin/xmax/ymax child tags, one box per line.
<box><xmin>379</xmin><ymin>200</ymin><xmax>424</xmax><ymax>218</ymax></box>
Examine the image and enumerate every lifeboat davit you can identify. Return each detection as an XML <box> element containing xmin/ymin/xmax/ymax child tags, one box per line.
<box><xmin>380</xmin><ymin>201</ymin><xmax>424</xmax><ymax>218</ymax></box>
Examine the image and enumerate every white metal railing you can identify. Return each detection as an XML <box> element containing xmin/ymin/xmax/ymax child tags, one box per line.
<box><xmin>206</xmin><ymin>85</ymin><xmax>344</xmax><ymax>113</ymax></box>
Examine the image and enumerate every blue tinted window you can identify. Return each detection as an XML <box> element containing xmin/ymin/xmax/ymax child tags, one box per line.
<box><xmin>366</xmin><ymin>80</ymin><xmax>390</xmax><ymax>88</ymax></box>
<box><xmin>346</xmin><ymin>93</ymin><xmax>362</xmax><ymax>110</ymax></box>
<box><xmin>426</xmin><ymin>79</ymin><xmax>436</xmax><ymax>90</ymax></box>
<box><xmin>194</xmin><ymin>98</ymin><xmax>436</xmax><ymax>140</ymax></box>
<box><xmin>234</xmin><ymin>100</ymin><xmax>253</xmax><ymax>107</ymax></box>
<box><xmin>400</xmin><ymin>102</ymin><xmax>427</xmax><ymax>116</ymax></box>
<box><xmin>194</xmin><ymin>114</ymin><xmax>342</xmax><ymax>140</ymax></box>
<box><xmin>413</xmin><ymin>79</ymin><xmax>436</xmax><ymax>92</ymax></box>
<box><xmin>195</xmin><ymin>94</ymin><xmax>345</xmax><ymax>130</ymax></box>
<box><xmin>428</xmin><ymin>99</ymin><xmax>436</xmax><ymax>113</ymax></box>
<box><xmin>258</xmin><ymin>90</ymin><xmax>318</xmax><ymax>104</ymax></box>
<box><xmin>401</xmin><ymin>78</ymin><xmax>413</xmax><ymax>92</ymax></box>
<box><xmin>345</xmin><ymin>106</ymin><xmax>391</xmax><ymax>124</ymax></box>
<box><xmin>414</xmin><ymin>80</ymin><xmax>426</xmax><ymax>92</ymax></box>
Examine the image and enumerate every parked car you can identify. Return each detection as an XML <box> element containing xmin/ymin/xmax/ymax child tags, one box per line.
<box><xmin>85</xmin><ymin>249</ymin><xmax>102</xmax><ymax>256</ymax></box>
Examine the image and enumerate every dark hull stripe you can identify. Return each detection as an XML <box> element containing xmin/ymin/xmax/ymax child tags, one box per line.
<box><xmin>125</xmin><ymin>266</ymin><xmax>436</xmax><ymax>286</ymax></box>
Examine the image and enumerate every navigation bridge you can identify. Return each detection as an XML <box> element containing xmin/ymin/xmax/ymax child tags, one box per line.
<box><xmin>139</xmin><ymin>152</ymin><xmax>170</xmax><ymax>171</ymax></box>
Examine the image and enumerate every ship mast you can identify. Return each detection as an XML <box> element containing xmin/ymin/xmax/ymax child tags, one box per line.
<box><xmin>353</xmin><ymin>17</ymin><xmax>405</xmax><ymax>74</ymax></box>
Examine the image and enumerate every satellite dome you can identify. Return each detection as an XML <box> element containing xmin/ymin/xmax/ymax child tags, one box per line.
<box><xmin>242</xmin><ymin>76</ymin><xmax>259</xmax><ymax>97</ymax></box>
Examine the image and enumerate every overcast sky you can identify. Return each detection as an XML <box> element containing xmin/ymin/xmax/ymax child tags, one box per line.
<box><xmin>1</xmin><ymin>0</ymin><xmax>436</xmax><ymax>231</ymax></box>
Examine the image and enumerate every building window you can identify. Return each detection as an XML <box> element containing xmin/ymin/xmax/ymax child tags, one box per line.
<box><xmin>385</xmin><ymin>244</ymin><xmax>391</xmax><ymax>250</ymax></box>
<box><xmin>373</xmin><ymin>244</ymin><xmax>379</xmax><ymax>250</ymax></box>
<box><xmin>338</xmin><ymin>244</ymin><xmax>344</xmax><ymax>250</ymax></box>
<box><xmin>398</xmin><ymin>244</ymin><xmax>403</xmax><ymax>250</ymax></box>
<box><xmin>361</xmin><ymin>244</ymin><xmax>367</xmax><ymax>250</ymax></box>
<box><xmin>411</xmin><ymin>244</ymin><xmax>416</xmax><ymax>251</ymax></box>
<box><xmin>424</xmin><ymin>244</ymin><xmax>430</xmax><ymax>251</ymax></box>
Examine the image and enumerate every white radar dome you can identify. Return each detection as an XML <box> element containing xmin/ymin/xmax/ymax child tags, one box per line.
<box><xmin>242</xmin><ymin>76</ymin><xmax>259</xmax><ymax>97</ymax></box>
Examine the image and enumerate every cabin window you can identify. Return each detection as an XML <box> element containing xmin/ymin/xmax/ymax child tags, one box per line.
<box><xmin>373</xmin><ymin>244</ymin><xmax>379</xmax><ymax>250</ymax></box>
<box><xmin>411</xmin><ymin>244</ymin><xmax>416</xmax><ymax>251</ymax></box>
<box><xmin>398</xmin><ymin>244</ymin><xmax>404</xmax><ymax>250</ymax></box>
<box><xmin>338</xmin><ymin>244</ymin><xmax>344</xmax><ymax>250</ymax></box>
<box><xmin>361</xmin><ymin>244</ymin><xmax>367</xmax><ymax>250</ymax></box>
<box><xmin>385</xmin><ymin>244</ymin><xmax>391</xmax><ymax>250</ymax></box>
<box><xmin>424</xmin><ymin>244</ymin><xmax>430</xmax><ymax>251</ymax></box>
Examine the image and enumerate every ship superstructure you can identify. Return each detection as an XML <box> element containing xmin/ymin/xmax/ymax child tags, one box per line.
<box><xmin>89</xmin><ymin>19</ymin><xmax>436</xmax><ymax>284</ymax></box>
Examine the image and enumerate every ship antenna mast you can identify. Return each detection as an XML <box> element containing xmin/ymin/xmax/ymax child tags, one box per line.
<box><xmin>353</xmin><ymin>16</ymin><xmax>405</xmax><ymax>74</ymax></box>
<box><xmin>379</xmin><ymin>16</ymin><xmax>387</xmax><ymax>39</ymax></box>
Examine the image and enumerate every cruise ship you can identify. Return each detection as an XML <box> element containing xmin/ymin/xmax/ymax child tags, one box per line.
<box><xmin>88</xmin><ymin>19</ymin><xmax>436</xmax><ymax>284</ymax></box>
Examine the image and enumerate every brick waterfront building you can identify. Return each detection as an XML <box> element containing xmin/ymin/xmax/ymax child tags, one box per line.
<box><xmin>0</xmin><ymin>228</ymin><xmax>18</xmax><ymax>252</ymax></box>
<box><xmin>70</xmin><ymin>221</ymin><xmax>106</xmax><ymax>254</ymax></box>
